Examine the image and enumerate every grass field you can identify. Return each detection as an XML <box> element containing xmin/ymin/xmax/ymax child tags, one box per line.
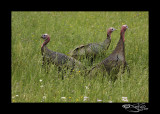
<box><xmin>11</xmin><ymin>11</ymin><xmax>148</xmax><ymax>103</ymax></box>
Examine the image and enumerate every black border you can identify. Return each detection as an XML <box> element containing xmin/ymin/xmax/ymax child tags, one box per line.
<box><xmin>8</xmin><ymin>8</ymin><xmax>152</xmax><ymax>113</ymax></box>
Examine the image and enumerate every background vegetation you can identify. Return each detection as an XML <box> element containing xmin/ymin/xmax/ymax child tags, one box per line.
<box><xmin>11</xmin><ymin>11</ymin><xmax>148</xmax><ymax>102</ymax></box>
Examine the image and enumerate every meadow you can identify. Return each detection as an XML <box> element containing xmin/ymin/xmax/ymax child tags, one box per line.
<box><xmin>11</xmin><ymin>11</ymin><xmax>148</xmax><ymax>103</ymax></box>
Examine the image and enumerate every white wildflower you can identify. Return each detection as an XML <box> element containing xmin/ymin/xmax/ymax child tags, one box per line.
<box><xmin>97</xmin><ymin>99</ymin><xmax>102</xmax><ymax>102</ymax></box>
<box><xmin>40</xmin><ymin>85</ymin><xmax>44</xmax><ymax>88</ymax></box>
<box><xmin>12</xmin><ymin>96</ymin><xmax>15</xmax><ymax>99</ymax></box>
<box><xmin>83</xmin><ymin>96</ymin><xmax>89</xmax><ymax>101</ymax></box>
<box><xmin>108</xmin><ymin>101</ymin><xmax>112</xmax><ymax>103</ymax></box>
<box><xmin>122</xmin><ymin>97</ymin><xmax>128</xmax><ymax>102</ymax></box>
<box><xmin>61</xmin><ymin>97</ymin><xmax>66</xmax><ymax>100</ymax></box>
<box><xmin>61</xmin><ymin>97</ymin><xmax>66</xmax><ymax>101</ymax></box>
<box><xmin>43</xmin><ymin>96</ymin><xmax>46</xmax><ymax>99</ymax></box>
<box><xmin>85</xmin><ymin>86</ymin><xmax>89</xmax><ymax>89</ymax></box>
<box><xmin>39</xmin><ymin>79</ymin><xmax>42</xmax><ymax>82</ymax></box>
<box><xmin>16</xmin><ymin>95</ymin><xmax>19</xmax><ymax>97</ymax></box>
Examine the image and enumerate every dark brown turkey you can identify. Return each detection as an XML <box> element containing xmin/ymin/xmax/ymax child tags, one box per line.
<box><xmin>41</xmin><ymin>34</ymin><xmax>86</xmax><ymax>79</ymax></box>
<box><xmin>68</xmin><ymin>27</ymin><xmax>116</xmax><ymax>65</ymax></box>
<box><xmin>88</xmin><ymin>25</ymin><xmax>130</xmax><ymax>79</ymax></box>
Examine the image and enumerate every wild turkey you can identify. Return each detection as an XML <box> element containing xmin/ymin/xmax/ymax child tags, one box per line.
<box><xmin>41</xmin><ymin>34</ymin><xmax>86</xmax><ymax>79</ymax></box>
<box><xmin>88</xmin><ymin>25</ymin><xmax>130</xmax><ymax>79</ymax></box>
<box><xmin>68</xmin><ymin>27</ymin><xmax>116</xmax><ymax>65</ymax></box>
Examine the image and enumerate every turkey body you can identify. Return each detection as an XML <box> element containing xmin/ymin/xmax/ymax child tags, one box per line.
<box><xmin>68</xmin><ymin>27</ymin><xmax>116</xmax><ymax>65</ymax></box>
<box><xmin>88</xmin><ymin>25</ymin><xmax>129</xmax><ymax>79</ymax></box>
<box><xmin>70</xmin><ymin>41</ymin><xmax>110</xmax><ymax>60</ymax></box>
<box><xmin>41</xmin><ymin>34</ymin><xmax>86</xmax><ymax>79</ymax></box>
<box><xmin>42</xmin><ymin>46</ymin><xmax>84</xmax><ymax>70</ymax></box>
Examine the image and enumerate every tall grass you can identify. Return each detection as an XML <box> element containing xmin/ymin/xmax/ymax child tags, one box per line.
<box><xmin>11</xmin><ymin>11</ymin><xmax>148</xmax><ymax>103</ymax></box>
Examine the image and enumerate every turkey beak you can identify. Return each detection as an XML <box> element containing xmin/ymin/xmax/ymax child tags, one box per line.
<box><xmin>112</xmin><ymin>28</ymin><xmax>116</xmax><ymax>32</ymax></box>
<box><xmin>126</xmin><ymin>26</ymin><xmax>129</xmax><ymax>30</ymax></box>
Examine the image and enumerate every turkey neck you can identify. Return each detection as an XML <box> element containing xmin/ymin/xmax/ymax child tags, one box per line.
<box><xmin>41</xmin><ymin>37</ymin><xmax>50</xmax><ymax>55</ymax></box>
<box><xmin>120</xmin><ymin>29</ymin><xmax>125</xmax><ymax>42</ymax></box>
<box><xmin>103</xmin><ymin>33</ymin><xmax>111</xmax><ymax>49</ymax></box>
<box><xmin>112</xmin><ymin>29</ymin><xmax>125</xmax><ymax>60</ymax></box>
